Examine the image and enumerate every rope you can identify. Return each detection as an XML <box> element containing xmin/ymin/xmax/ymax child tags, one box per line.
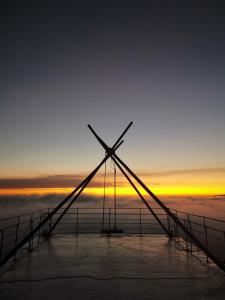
<box><xmin>0</xmin><ymin>271</ymin><xmax>222</xmax><ymax>283</ymax></box>
<box><xmin>113</xmin><ymin>161</ymin><xmax>117</xmax><ymax>228</ymax></box>
<box><xmin>101</xmin><ymin>152</ymin><xmax>107</xmax><ymax>230</ymax></box>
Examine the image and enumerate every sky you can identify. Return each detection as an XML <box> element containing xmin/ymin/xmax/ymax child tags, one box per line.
<box><xmin>1</xmin><ymin>1</ymin><xmax>225</xmax><ymax>203</ymax></box>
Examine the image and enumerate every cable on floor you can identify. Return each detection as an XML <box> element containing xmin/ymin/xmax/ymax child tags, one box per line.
<box><xmin>0</xmin><ymin>271</ymin><xmax>223</xmax><ymax>284</ymax></box>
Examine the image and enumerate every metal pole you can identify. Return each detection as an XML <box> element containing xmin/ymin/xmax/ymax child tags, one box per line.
<box><xmin>28</xmin><ymin>214</ymin><xmax>34</xmax><ymax>252</ymax></box>
<box><xmin>167</xmin><ymin>216</ymin><xmax>171</xmax><ymax>236</ymax></box>
<box><xmin>177</xmin><ymin>225</ymin><xmax>180</xmax><ymax>245</ymax></box>
<box><xmin>117</xmin><ymin>158</ymin><xmax>171</xmax><ymax>235</ymax></box>
<box><xmin>0</xmin><ymin>142</ymin><xmax>122</xmax><ymax>269</ymax></box>
<box><xmin>14</xmin><ymin>216</ymin><xmax>20</xmax><ymax>260</ymax></box>
<box><xmin>0</xmin><ymin>230</ymin><xmax>4</xmax><ymax>259</ymax></box>
<box><xmin>48</xmin><ymin>141</ymin><xmax>124</xmax><ymax>235</ymax></box>
<box><xmin>114</xmin><ymin>162</ymin><xmax>117</xmax><ymax>229</ymax></box>
<box><xmin>88</xmin><ymin>122</ymin><xmax>133</xmax><ymax>152</ymax></box>
<box><xmin>108</xmin><ymin>208</ymin><xmax>111</xmax><ymax>237</ymax></box>
<box><xmin>112</xmin><ymin>153</ymin><xmax>225</xmax><ymax>272</ymax></box>
<box><xmin>102</xmin><ymin>154</ymin><xmax>107</xmax><ymax>231</ymax></box>
<box><xmin>76</xmin><ymin>208</ymin><xmax>79</xmax><ymax>237</ymax></box>
<box><xmin>87</xmin><ymin>125</ymin><xmax>171</xmax><ymax>236</ymax></box>
<box><xmin>187</xmin><ymin>214</ymin><xmax>193</xmax><ymax>253</ymax></box>
<box><xmin>175</xmin><ymin>210</ymin><xmax>178</xmax><ymax>241</ymax></box>
<box><xmin>203</xmin><ymin>217</ymin><xmax>209</xmax><ymax>263</ymax></box>
<box><xmin>112</xmin><ymin>122</ymin><xmax>133</xmax><ymax>148</ymax></box>
<box><xmin>183</xmin><ymin>220</ymin><xmax>188</xmax><ymax>251</ymax></box>
<box><xmin>38</xmin><ymin>210</ymin><xmax>42</xmax><ymax>244</ymax></box>
<box><xmin>87</xmin><ymin>124</ymin><xmax>225</xmax><ymax>272</ymax></box>
<box><xmin>140</xmin><ymin>208</ymin><xmax>142</xmax><ymax>236</ymax></box>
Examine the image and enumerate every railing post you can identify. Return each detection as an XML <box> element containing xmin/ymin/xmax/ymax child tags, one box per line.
<box><xmin>167</xmin><ymin>215</ymin><xmax>171</xmax><ymax>234</ymax></box>
<box><xmin>0</xmin><ymin>229</ymin><xmax>4</xmax><ymax>259</ymax></box>
<box><xmin>76</xmin><ymin>208</ymin><xmax>79</xmax><ymax>237</ymax></box>
<box><xmin>28</xmin><ymin>214</ymin><xmax>34</xmax><ymax>252</ymax></box>
<box><xmin>203</xmin><ymin>217</ymin><xmax>209</xmax><ymax>263</ymax></box>
<box><xmin>41</xmin><ymin>211</ymin><xmax>46</xmax><ymax>235</ymax></box>
<box><xmin>108</xmin><ymin>208</ymin><xmax>111</xmax><ymax>237</ymax></box>
<box><xmin>173</xmin><ymin>218</ymin><xmax>176</xmax><ymax>239</ymax></box>
<box><xmin>177</xmin><ymin>224</ymin><xmax>180</xmax><ymax>245</ymax></box>
<box><xmin>38</xmin><ymin>210</ymin><xmax>42</xmax><ymax>243</ymax></box>
<box><xmin>139</xmin><ymin>208</ymin><xmax>142</xmax><ymax>236</ymax></box>
<box><xmin>14</xmin><ymin>216</ymin><xmax>20</xmax><ymax>260</ymax></box>
<box><xmin>183</xmin><ymin>219</ymin><xmax>188</xmax><ymax>251</ymax></box>
<box><xmin>47</xmin><ymin>208</ymin><xmax>53</xmax><ymax>234</ymax></box>
<box><xmin>41</xmin><ymin>212</ymin><xmax>45</xmax><ymax>235</ymax></box>
<box><xmin>187</xmin><ymin>214</ymin><xmax>192</xmax><ymax>253</ymax></box>
<box><xmin>175</xmin><ymin>210</ymin><xmax>178</xmax><ymax>241</ymax></box>
<box><xmin>74</xmin><ymin>208</ymin><xmax>76</xmax><ymax>234</ymax></box>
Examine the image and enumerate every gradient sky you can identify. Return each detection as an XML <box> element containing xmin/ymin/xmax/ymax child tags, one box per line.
<box><xmin>1</xmin><ymin>1</ymin><xmax>225</xmax><ymax>197</ymax></box>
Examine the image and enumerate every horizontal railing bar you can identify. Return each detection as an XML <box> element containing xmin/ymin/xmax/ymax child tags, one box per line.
<box><xmin>207</xmin><ymin>226</ymin><xmax>225</xmax><ymax>234</ymax></box>
<box><xmin>47</xmin><ymin>207</ymin><xmax>162</xmax><ymax>210</ymax></box>
<box><xmin>55</xmin><ymin>226</ymin><xmax>164</xmax><ymax>230</ymax></box>
<box><xmin>57</xmin><ymin>223</ymin><xmax>162</xmax><ymax>227</ymax></box>
<box><xmin>53</xmin><ymin>212</ymin><xmax>166</xmax><ymax>216</ymax></box>
<box><xmin>53</xmin><ymin>230</ymin><xmax>165</xmax><ymax>233</ymax></box>
<box><xmin>1</xmin><ymin>205</ymin><xmax>224</xmax><ymax>274</ymax></box>
<box><xmin>0</xmin><ymin>209</ymin><xmax>46</xmax><ymax>222</ymax></box>
<box><xmin>174</xmin><ymin>217</ymin><xmax>223</xmax><ymax>229</ymax></box>
<box><xmin>53</xmin><ymin>232</ymin><xmax>166</xmax><ymax>235</ymax></box>
<box><xmin>170</xmin><ymin>209</ymin><xmax>225</xmax><ymax>223</ymax></box>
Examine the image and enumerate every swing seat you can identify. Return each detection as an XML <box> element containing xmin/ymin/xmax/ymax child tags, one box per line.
<box><xmin>101</xmin><ymin>227</ymin><xmax>124</xmax><ymax>234</ymax></box>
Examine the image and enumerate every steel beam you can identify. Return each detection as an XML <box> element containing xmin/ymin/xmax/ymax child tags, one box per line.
<box><xmin>0</xmin><ymin>145</ymin><xmax>119</xmax><ymax>268</ymax></box>
<box><xmin>88</xmin><ymin>124</ymin><xmax>225</xmax><ymax>273</ymax></box>
<box><xmin>113</xmin><ymin>153</ymin><xmax>225</xmax><ymax>272</ymax></box>
<box><xmin>87</xmin><ymin>124</ymin><xmax>171</xmax><ymax>236</ymax></box>
<box><xmin>48</xmin><ymin>140</ymin><xmax>124</xmax><ymax>234</ymax></box>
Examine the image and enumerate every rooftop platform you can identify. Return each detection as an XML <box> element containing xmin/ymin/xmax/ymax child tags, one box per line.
<box><xmin>1</xmin><ymin>234</ymin><xmax>225</xmax><ymax>300</ymax></box>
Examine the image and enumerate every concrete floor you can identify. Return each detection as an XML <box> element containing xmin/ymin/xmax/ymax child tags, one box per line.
<box><xmin>0</xmin><ymin>234</ymin><xmax>225</xmax><ymax>300</ymax></box>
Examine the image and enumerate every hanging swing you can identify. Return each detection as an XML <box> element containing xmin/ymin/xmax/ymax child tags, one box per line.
<box><xmin>101</xmin><ymin>156</ymin><xmax>123</xmax><ymax>234</ymax></box>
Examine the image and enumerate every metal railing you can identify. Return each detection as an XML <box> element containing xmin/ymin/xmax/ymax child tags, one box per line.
<box><xmin>0</xmin><ymin>206</ymin><xmax>225</xmax><ymax>272</ymax></box>
<box><xmin>51</xmin><ymin>207</ymin><xmax>167</xmax><ymax>235</ymax></box>
<box><xmin>0</xmin><ymin>207</ymin><xmax>166</xmax><ymax>269</ymax></box>
<box><xmin>168</xmin><ymin>209</ymin><xmax>225</xmax><ymax>264</ymax></box>
<box><xmin>0</xmin><ymin>209</ymin><xmax>52</xmax><ymax>272</ymax></box>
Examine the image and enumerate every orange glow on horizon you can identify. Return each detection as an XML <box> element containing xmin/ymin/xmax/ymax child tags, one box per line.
<box><xmin>0</xmin><ymin>188</ymin><xmax>73</xmax><ymax>196</ymax></box>
<box><xmin>0</xmin><ymin>184</ymin><xmax>224</xmax><ymax>197</ymax></box>
<box><xmin>0</xmin><ymin>168</ymin><xmax>225</xmax><ymax>197</ymax></box>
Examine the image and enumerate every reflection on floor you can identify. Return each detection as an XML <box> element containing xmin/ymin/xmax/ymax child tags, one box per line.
<box><xmin>1</xmin><ymin>235</ymin><xmax>225</xmax><ymax>300</ymax></box>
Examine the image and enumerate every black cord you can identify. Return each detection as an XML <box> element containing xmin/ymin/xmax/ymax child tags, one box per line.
<box><xmin>101</xmin><ymin>152</ymin><xmax>107</xmax><ymax>230</ymax></box>
<box><xmin>0</xmin><ymin>271</ymin><xmax>223</xmax><ymax>284</ymax></box>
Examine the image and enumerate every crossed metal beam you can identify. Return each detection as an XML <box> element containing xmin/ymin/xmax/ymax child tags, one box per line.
<box><xmin>47</xmin><ymin>122</ymin><xmax>133</xmax><ymax>234</ymax></box>
<box><xmin>87</xmin><ymin>124</ymin><xmax>171</xmax><ymax>235</ymax></box>
<box><xmin>1</xmin><ymin>122</ymin><xmax>225</xmax><ymax>273</ymax></box>
<box><xmin>87</xmin><ymin>123</ymin><xmax>225</xmax><ymax>272</ymax></box>
<box><xmin>0</xmin><ymin>123</ymin><xmax>130</xmax><ymax>268</ymax></box>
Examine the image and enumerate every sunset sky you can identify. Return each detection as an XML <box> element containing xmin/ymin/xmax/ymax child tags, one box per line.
<box><xmin>1</xmin><ymin>1</ymin><xmax>225</xmax><ymax>200</ymax></box>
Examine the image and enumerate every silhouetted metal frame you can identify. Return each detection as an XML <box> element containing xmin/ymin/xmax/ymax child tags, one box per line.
<box><xmin>48</xmin><ymin>142</ymin><xmax>124</xmax><ymax>234</ymax></box>
<box><xmin>88</xmin><ymin>124</ymin><xmax>171</xmax><ymax>236</ymax></box>
<box><xmin>0</xmin><ymin>156</ymin><xmax>107</xmax><ymax>268</ymax></box>
<box><xmin>0</xmin><ymin>123</ymin><xmax>131</xmax><ymax>269</ymax></box>
<box><xmin>0</xmin><ymin>144</ymin><xmax>127</xmax><ymax>268</ymax></box>
<box><xmin>88</xmin><ymin>124</ymin><xmax>225</xmax><ymax>273</ymax></box>
<box><xmin>1</xmin><ymin>122</ymin><xmax>224</xmax><ymax>274</ymax></box>
<box><xmin>48</xmin><ymin>122</ymin><xmax>133</xmax><ymax>234</ymax></box>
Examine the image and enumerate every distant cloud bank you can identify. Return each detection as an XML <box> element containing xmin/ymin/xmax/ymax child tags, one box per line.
<box><xmin>0</xmin><ymin>167</ymin><xmax>225</xmax><ymax>189</ymax></box>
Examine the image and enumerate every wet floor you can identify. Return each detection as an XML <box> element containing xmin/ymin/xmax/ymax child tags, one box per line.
<box><xmin>0</xmin><ymin>234</ymin><xmax>225</xmax><ymax>299</ymax></box>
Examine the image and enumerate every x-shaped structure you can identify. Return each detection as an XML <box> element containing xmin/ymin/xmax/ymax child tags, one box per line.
<box><xmin>1</xmin><ymin>123</ymin><xmax>224</xmax><ymax>273</ymax></box>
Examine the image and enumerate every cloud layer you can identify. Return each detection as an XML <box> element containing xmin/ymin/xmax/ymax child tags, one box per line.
<box><xmin>0</xmin><ymin>193</ymin><xmax>225</xmax><ymax>220</ymax></box>
<box><xmin>1</xmin><ymin>167</ymin><xmax>225</xmax><ymax>189</ymax></box>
